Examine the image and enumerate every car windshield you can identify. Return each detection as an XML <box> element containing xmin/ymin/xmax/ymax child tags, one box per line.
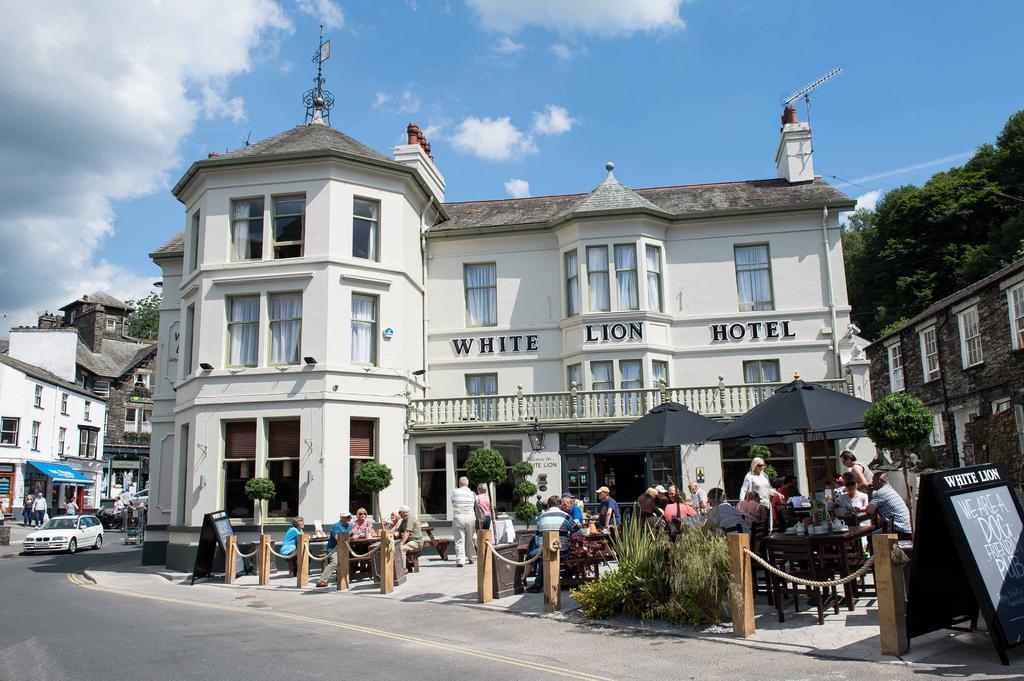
<box><xmin>42</xmin><ymin>518</ymin><xmax>77</xmax><ymax>530</ymax></box>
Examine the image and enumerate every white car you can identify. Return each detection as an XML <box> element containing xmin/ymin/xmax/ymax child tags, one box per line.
<box><xmin>23</xmin><ymin>515</ymin><xmax>104</xmax><ymax>554</ymax></box>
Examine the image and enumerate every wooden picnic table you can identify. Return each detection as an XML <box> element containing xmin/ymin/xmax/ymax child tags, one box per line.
<box><xmin>421</xmin><ymin>526</ymin><xmax>451</xmax><ymax>560</ymax></box>
<box><xmin>765</xmin><ymin>524</ymin><xmax>873</xmax><ymax>610</ymax></box>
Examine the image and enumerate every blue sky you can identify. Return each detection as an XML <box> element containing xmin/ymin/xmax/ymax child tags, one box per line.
<box><xmin>2</xmin><ymin>1</ymin><xmax>1023</xmax><ymax>334</ymax></box>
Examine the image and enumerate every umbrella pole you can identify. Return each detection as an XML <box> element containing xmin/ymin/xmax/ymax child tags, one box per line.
<box><xmin>802</xmin><ymin>431</ymin><xmax>814</xmax><ymax>495</ymax></box>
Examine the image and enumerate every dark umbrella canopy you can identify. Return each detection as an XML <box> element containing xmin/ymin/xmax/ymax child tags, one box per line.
<box><xmin>709</xmin><ymin>379</ymin><xmax>871</xmax><ymax>443</ymax></box>
<box><xmin>587</xmin><ymin>402</ymin><xmax>722</xmax><ymax>453</ymax></box>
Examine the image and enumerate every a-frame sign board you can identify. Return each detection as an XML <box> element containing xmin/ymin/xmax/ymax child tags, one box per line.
<box><xmin>908</xmin><ymin>464</ymin><xmax>1024</xmax><ymax>665</ymax></box>
<box><xmin>190</xmin><ymin>510</ymin><xmax>247</xmax><ymax>584</ymax></box>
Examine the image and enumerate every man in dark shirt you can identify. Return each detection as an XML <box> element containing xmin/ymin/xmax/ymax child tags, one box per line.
<box><xmin>596</xmin><ymin>486</ymin><xmax>620</xmax><ymax>529</ymax></box>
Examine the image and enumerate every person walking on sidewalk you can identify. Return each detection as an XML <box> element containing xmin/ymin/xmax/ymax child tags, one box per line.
<box><xmin>315</xmin><ymin>512</ymin><xmax>353</xmax><ymax>587</ymax></box>
<box><xmin>22</xmin><ymin>494</ymin><xmax>33</xmax><ymax>526</ymax></box>
<box><xmin>451</xmin><ymin>476</ymin><xmax>476</xmax><ymax>567</ymax></box>
<box><xmin>65</xmin><ymin>498</ymin><xmax>78</xmax><ymax>515</ymax></box>
<box><xmin>33</xmin><ymin>494</ymin><xmax>47</xmax><ymax>527</ymax></box>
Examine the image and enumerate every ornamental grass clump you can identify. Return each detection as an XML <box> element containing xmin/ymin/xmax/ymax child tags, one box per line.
<box><xmin>664</xmin><ymin>524</ymin><xmax>732</xmax><ymax>626</ymax></box>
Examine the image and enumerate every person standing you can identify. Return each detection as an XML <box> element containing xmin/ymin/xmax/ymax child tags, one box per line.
<box><xmin>474</xmin><ymin>483</ymin><xmax>493</xmax><ymax>529</ymax></box>
<box><xmin>65</xmin><ymin>497</ymin><xmax>78</xmax><ymax>515</ymax></box>
<box><xmin>596</xmin><ymin>486</ymin><xmax>620</xmax><ymax>530</ymax></box>
<box><xmin>740</xmin><ymin>457</ymin><xmax>780</xmax><ymax>530</ymax></box>
<box><xmin>451</xmin><ymin>476</ymin><xmax>476</xmax><ymax>567</ymax></box>
<box><xmin>22</xmin><ymin>494</ymin><xmax>33</xmax><ymax>526</ymax></box>
<box><xmin>315</xmin><ymin>512</ymin><xmax>353</xmax><ymax>587</ymax></box>
<box><xmin>840</xmin><ymin>450</ymin><xmax>872</xmax><ymax>493</ymax></box>
<box><xmin>33</xmin><ymin>493</ymin><xmax>47</xmax><ymax>527</ymax></box>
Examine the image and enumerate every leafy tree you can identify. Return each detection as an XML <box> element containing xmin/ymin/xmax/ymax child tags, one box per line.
<box><xmin>353</xmin><ymin>461</ymin><xmax>393</xmax><ymax>519</ymax></box>
<box><xmin>244</xmin><ymin>477</ymin><xmax>276</xmax><ymax>535</ymax></box>
<box><xmin>864</xmin><ymin>392</ymin><xmax>934</xmax><ymax>526</ymax></box>
<box><xmin>125</xmin><ymin>291</ymin><xmax>161</xmax><ymax>340</ymax></box>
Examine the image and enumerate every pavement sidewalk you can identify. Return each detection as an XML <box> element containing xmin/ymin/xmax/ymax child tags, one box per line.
<box><xmin>0</xmin><ymin>522</ymin><xmax>40</xmax><ymax>558</ymax></box>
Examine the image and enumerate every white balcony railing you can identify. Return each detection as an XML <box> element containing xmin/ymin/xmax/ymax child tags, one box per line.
<box><xmin>407</xmin><ymin>379</ymin><xmax>853</xmax><ymax>430</ymax></box>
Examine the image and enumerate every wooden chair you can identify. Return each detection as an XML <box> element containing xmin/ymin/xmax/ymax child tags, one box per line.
<box><xmin>405</xmin><ymin>547</ymin><xmax>421</xmax><ymax>573</ymax></box>
<box><xmin>748</xmin><ymin>519</ymin><xmax>774</xmax><ymax>605</ymax></box>
<box><xmin>766</xmin><ymin>537</ymin><xmax>839</xmax><ymax>625</ymax></box>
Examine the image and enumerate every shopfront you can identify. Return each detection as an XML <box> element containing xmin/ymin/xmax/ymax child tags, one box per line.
<box><xmin>560</xmin><ymin>431</ymin><xmax>680</xmax><ymax>508</ymax></box>
<box><xmin>26</xmin><ymin>461</ymin><xmax>97</xmax><ymax>513</ymax></box>
<box><xmin>0</xmin><ymin>463</ymin><xmax>15</xmax><ymax>515</ymax></box>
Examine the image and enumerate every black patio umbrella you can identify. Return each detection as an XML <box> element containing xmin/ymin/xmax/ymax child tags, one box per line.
<box><xmin>709</xmin><ymin>378</ymin><xmax>872</xmax><ymax>490</ymax></box>
<box><xmin>587</xmin><ymin>401</ymin><xmax>723</xmax><ymax>453</ymax></box>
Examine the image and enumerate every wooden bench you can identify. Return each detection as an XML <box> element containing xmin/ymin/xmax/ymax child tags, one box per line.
<box><xmin>422</xmin><ymin>527</ymin><xmax>452</xmax><ymax>561</ymax></box>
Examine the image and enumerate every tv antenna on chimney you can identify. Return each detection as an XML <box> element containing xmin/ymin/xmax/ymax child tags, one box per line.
<box><xmin>304</xmin><ymin>25</ymin><xmax>335</xmax><ymax>125</ymax></box>
<box><xmin>783</xmin><ymin>67</ymin><xmax>842</xmax><ymax>127</ymax></box>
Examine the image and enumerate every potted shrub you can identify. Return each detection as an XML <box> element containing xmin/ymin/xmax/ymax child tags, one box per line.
<box><xmin>244</xmin><ymin>477</ymin><xmax>276</xmax><ymax>536</ymax></box>
<box><xmin>511</xmin><ymin>461</ymin><xmax>538</xmax><ymax>528</ymax></box>
<box><xmin>352</xmin><ymin>461</ymin><xmax>393</xmax><ymax>524</ymax></box>
<box><xmin>864</xmin><ymin>391</ymin><xmax>933</xmax><ymax>526</ymax></box>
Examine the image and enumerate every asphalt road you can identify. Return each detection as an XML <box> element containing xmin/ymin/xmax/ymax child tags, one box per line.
<box><xmin>1</xmin><ymin>538</ymin><xmax>1021</xmax><ymax>681</ymax></box>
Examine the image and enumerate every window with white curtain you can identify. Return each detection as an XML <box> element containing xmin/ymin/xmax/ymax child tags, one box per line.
<box><xmin>652</xmin><ymin>360</ymin><xmax>669</xmax><ymax>388</ymax></box>
<box><xmin>1009</xmin><ymin>284</ymin><xmax>1024</xmax><ymax>350</ymax></box>
<box><xmin>614</xmin><ymin>244</ymin><xmax>639</xmax><ymax>311</ymax></box>
<box><xmin>957</xmin><ymin>306</ymin><xmax>983</xmax><ymax>367</ymax></box>
<box><xmin>269</xmin><ymin>293</ymin><xmax>302</xmax><ymax>365</ymax></box>
<box><xmin>620</xmin><ymin>360</ymin><xmax>643</xmax><ymax>415</ymax></box>
<box><xmin>466</xmin><ymin>373</ymin><xmax>498</xmax><ymax>420</ymax></box>
<box><xmin>228</xmin><ymin>296</ymin><xmax>259</xmax><ymax>367</ymax></box>
<box><xmin>272</xmin><ymin>195</ymin><xmax>305</xmax><ymax>259</ymax></box>
<box><xmin>564</xmin><ymin>250</ymin><xmax>580</xmax><ymax>317</ymax></box>
<box><xmin>566</xmin><ymin>363</ymin><xmax>582</xmax><ymax>390</ymax></box>
<box><xmin>231</xmin><ymin>198</ymin><xmax>264</xmax><ymax>261</ymax></box>
<box><xmin>743</xmin><ymin>359</ymin><xmax>780</xmax><ymax>405</ymax></box>
<box><xmin>351</xmin><ymin>294</ymin><xmax>377</xmax><ymax>365</ymax></box>
<box><xmin>920</xmin><ymin>326</ymin><xmax>940</xmax><ymax>382</ymax></box>
<box><xmin>353</xmin><ymin>197</ymin><xmax>379</xmax><ymax>261</ymax></box>
<box><xmin>887</xmin><ymin>342</ymin><xmax>904</xmax><ymax>391</ymax></box>
<box><xmin>646</xmin><ymin>245</ymin><xmax>663</xmax><ymax>312</ymax></box>
<box><xmin>734</xmin><ymin>244</ymin><xmax>773</xmax><ymax>311</ymax></box>
<box><xmin>587</xmin><ymin>246</ymin><xmax>610</xmax><ymax>311</ymax></box>
<box><xmin>591</xmin><ymin>361</ymin><xmax>614</xmax><ymax>390</ymax></box>
<box><xmin>464</xmin><ymin>263</ymin><xmax>497</xmax><ymax>327</ymax></box>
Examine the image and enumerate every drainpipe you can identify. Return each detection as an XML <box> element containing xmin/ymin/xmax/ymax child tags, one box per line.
<box><xmin>822</xmin><ymin>206</ymin><xmax>841</xmax><ymax>378</ymax></box>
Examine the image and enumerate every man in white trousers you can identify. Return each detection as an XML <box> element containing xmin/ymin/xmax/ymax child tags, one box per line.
<box><xmin>451</xmin><ymin>476</ymin><xmax>476</xmax><ymax>567</ymax></box>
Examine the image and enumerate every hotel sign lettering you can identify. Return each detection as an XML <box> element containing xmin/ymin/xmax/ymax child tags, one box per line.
<box><xmin>584</xmin><ymin>321</ymin><xmax>644</xmax><ymax>343</ymax></box>
<box><xmin>451</xmin><ymin>334</ymin><xmax>539</xmax><ymax>356</ymax></box>
<box><xmin>710</xmin><ymin>320</ymin><xmax>796</xmax><ymax>342</ymax></box>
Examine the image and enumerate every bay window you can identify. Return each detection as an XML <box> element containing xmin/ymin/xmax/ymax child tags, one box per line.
<box><xmin>652</xmin><ymin>360</ymin><xmax>669</xmax><ymax>389</ymax></box>
<box><xmin>620</xmin><ymin>360</ymin><xmax>643</xmax><ymax>415</ymax></box>
<box><xmin>646</xmin><ymin>245</ymin><xmax>663</xmax><ymax>312</ymax></box>
<box><xmin>566</xmin><ymin>363</ymin><xmax>582</xmax><ymax>389</ymax></box>
<box><xmin>564</xmin><ymin>250</ymin><xmax>580</xmax><ymax>317</ymax></box>
<box><xmin>466</xmin><ymin>373</ymin><xmax>497</xmax><ymax>420</ymax></box>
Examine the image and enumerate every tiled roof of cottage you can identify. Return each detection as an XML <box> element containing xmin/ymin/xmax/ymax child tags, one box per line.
<box><xmin>76</xmin><ymin>338</ymin><xmax>157</xmax><ymax>379</ymax></box>
<box><xmin>151</xmin><ymin>231</ymin><xmax>185</xmax><ymax>257</ymax></box>
<box><xmin>58</xmin><ymin>291</ymin><xmax>129</xmax><ymax>311</ymax></box>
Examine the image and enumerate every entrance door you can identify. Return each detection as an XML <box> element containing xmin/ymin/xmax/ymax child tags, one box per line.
<box><xmin>0</xmin><ymin>471</ymin><xmax>13</xmax><ymax>515</ymax></box>
<box><xmin>595</xmin><ymin>455</ymin><xmax>646</xmax><ymax>506</ymax></box>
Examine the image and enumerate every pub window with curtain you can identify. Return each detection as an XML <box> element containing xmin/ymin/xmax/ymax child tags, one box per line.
<box><xmin>353</xmin><ymin>197</ymin><xmax>380</xmax><ymax>261</ymax></box>
<box><xmin>619</xmin><ymin>360</ymin><xmax>643</xmax><ymax>415</ymax></box>
<box><xmin>734</xmin><ymin>244</ymin><xmax>774</xmax><ymax>311</ymax></box>
<box><xmin>269</xmin><ymin>292</ymin><xmax>302</xmax><ymax>365</ymax></box>
<box><xmin>272</xmin><ymin>194</ymin><xmax>305</xmax><ymax>259</ymax></box>
<box><xmin>227</xmin><ymin>295</ymin><xmax>259</xmax><ymax>367</ymax></box>
<box><xmin>614</xmin><ymin>244</ymin><xmax>639</xmax><ymax>311</ymax></box>
<box><xmin>564</xmin><ymin>250</ymin><xmax>580</xmax><ymax>317</ymax></box>
<box><xmin>743</xmin><ymin>359</ymin><xmax>780</xmax><ymax>405</ymax></box>
<box><xmin>587</xmin><ymin>246</ymin><xmax>610</xmax><ymax>312</ymax></box>
<box><xmin>646</xmin><ymin>244</ymin><xmax>663</xmax><ymax>312</ymax></box>
<box><xmin>223</xmin><ymin>421</ymin><xmax>256</xmax><ymax>518</ymax></box>
<box><xmin>464</xmin><ymin>262</ymin><xmax>497</xmax><ymax>327</ymax></box>
<box><xmin>351</xmin><ymin>294</ymin><xmax>378</xmax><ymax>365</ymax></box>
<box><xmin>266</xmin><ymin>419</ymin><xmax>300</xmax><ymax>518</ymax></box>
<box><xmin>231</xmin><ymin>197</ymin><xmax>264</xmax><ymax>261</ymax></box>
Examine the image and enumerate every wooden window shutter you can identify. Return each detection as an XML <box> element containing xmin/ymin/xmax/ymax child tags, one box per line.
<box><xmin>350</xmin><ymin>419</ymin><xmax>375</xmax><ymax>459</ymax></box>
<box><xmin>225</xmin><ymin>422</ymin><xmax>256</xmax><ymax>459</ymax></box>
<box><xmin>268</xmin><ymin>420</ymin><xmax>300</xmax><ymax>458</ymax></box>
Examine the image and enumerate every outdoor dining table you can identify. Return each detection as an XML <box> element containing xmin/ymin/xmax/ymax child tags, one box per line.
<box><xmin>764</xmin><ymin>524</ymin><xmax>873</xmax><ymax>611</ymax></box>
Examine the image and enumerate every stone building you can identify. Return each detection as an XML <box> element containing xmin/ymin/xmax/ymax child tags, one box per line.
<box><xmin>867</xmin><ymin>258</ymin><xmax>1024</xmax><ymax>474</ymax></box>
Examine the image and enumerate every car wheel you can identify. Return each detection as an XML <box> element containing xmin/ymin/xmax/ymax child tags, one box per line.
<box><xmin>93</xmin><ymin>535</ymin><xmax>102</xmax><ymax>550</ymax></box>
<box><xmin>68</xmin><ymin>538</ymin><xmax>77</xmax><ymax>554</ymax></box>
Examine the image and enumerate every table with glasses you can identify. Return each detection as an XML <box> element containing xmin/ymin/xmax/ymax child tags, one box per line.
<box><xmin>764</xmin><ymin>524</ymin><xmax>874</xmax><ymax>611</ymax></box>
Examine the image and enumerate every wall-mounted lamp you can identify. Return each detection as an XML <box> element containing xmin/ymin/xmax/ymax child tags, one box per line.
<box><xmin>153</xmin><ymin>281</ymin><xmax>163</xmax><ymax>288</ymax></box>
<box><xmin>527</xmin><ymin>415</ymin><xmax>545</xmax><ymax>453</ymax></box>
<box><xmin>303</xmin><ymin>356</ymin><xmax>317</xmax><ymax>365</ymax></box>
<box><xmin>411</xmin><ymin>369</ymin><xmax>426</xmax><ymax>376</ymax></box>
<box><xmin>199</xmin><ymin>362</ymin><xmax>213</xmax><ymax>371</ymax></box>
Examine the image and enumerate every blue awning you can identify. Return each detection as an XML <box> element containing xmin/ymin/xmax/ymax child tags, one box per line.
<box><xmin>27</xmin><ymin>461</ymin><xmax>95</xmax><ymax>485</ymax></box>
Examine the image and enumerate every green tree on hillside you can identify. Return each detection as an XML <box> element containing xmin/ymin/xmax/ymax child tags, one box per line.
<box><xmin>125</xmin><ymin>292</ymin><xmax>161</xmax><ymax>340</ymax></box>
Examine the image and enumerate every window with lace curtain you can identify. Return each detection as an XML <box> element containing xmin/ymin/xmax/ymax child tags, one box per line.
<box><xmin>614</xmin><ymin>244</ymin><xmax>639</xmax><ymax>311</ymax></box>
<box><xmin>564</xmin><ymin>250</ymin><xmax>580</xmax><ymax>317</ymax></box>
<box><xmin>351</xmin><ymin>294</ymin><xmax>377</xmax><ymax>365</ymax></box>
<box><xmin>646</xmin><ymin>245</ymin><xmax>663</xmax><ymax>312</ymax></box>
<box><xmin>464</xmin><ymin>263</ymin><xmax>496</xmax><ymax>327</ymax></box>
<box><xmin>734</xmin><ymin>244</ymin><xmax>774</xmax><ymax>311</ymax></box>
<box><xmin>227</xmin><ymin>296</ymin><xmax>259</xmax><ymax>367</ymax></box>
<box><xmin>587</xmin><ymin>246</ymin><xmax>610</xmax><ymax>312</ymax></box>
<box><xmin>231</xmin><ymin>198</ymin><xmax>264</xmax><ymax>261</ymax></box>
<box><xmin>269</xmin><ymin>293</ymin><xmax>302</xmax><ymax>365</ymax></box>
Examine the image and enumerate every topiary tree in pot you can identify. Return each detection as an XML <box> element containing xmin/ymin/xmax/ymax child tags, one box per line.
<box><xmin>863</xmin><ymin>391</ymin><xmax>934</xmax><ymax>527</ymax></box>
<box><xmin>511</xmin><ymin>461</ymin><xmax>538</xmax><ymax>528</ymax></box>
<box><xmin>244</xmin><ymin>477</ymin><xmax>276</xmax><ymax>536</ymax></box>
<box><xmin>465</xmin><ymin>447</ymin><xmax>507</xmax><ymax>527</ymax></box>
<box><xmin>352</xmin><ymin>461</ymin><xmax>394</xmax><ymax>526</ymax></box>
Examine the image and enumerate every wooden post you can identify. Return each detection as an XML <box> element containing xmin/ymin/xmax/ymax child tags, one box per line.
<box><xmin>258</xmin><ymin>534</ymin><xmax>270</xmax><ymax>586</ymax></box>
<box><xmin>542</xmin><ymin>530</ymin><xmax>560</xmax><ymax>612</ymax></box>
<box><xmin>296</xmin><ymin>534</ymin><xmax>310</xmax><ymax>588</ymax></box>
<box><xmin>873</xmin><ymin>533</ymin><xmax>909</xmax><ymax>656</ymax></box>
<box><xmin>477</xmin><ymin>529</ymin><xmax>493</xmax><ymax>603</ymax></box>
<box><xmin>224</xmin><ymin>535</ymin><xmax>237</xmax><ymax>585</ymax></box>
<box><xmin>728</xmin><ymin>532</ymin><xmax>755</xmax><ymax>638</ymax></box>
<box><xmin>380</xmin><ymin>537</ymin><xmax>395</xmax><ymax>594</ymax></box>
<box><xmin>337</xmin><ymin>532</ymin><xmax>350</xmax><ymax>591</ymax></box>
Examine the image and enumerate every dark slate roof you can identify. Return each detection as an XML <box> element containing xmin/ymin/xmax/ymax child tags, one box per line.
<box><xmin>59</xmin><ymin>291</ymin><xmax>129</xmax><ymax>311</ymax></box>
<box><xmin>437</xmin><ymin>177</ymin><xmax>853</xmax><ymax>233</ymax></box>
<box><xmin>873</xmin><ymin>257</ymin><xmax>1024</xmax><ymax>344</ymax></box>
<box><xmin>566</xmin><ymin>170</ymin><xmax>666</xmax><ymax>216</ymax></box>
<box><xmin>0</xmin><ymin>354</ymin><xmax>102</xmax><ymax>400</ymax></box>
<box><xmin>215</xmin><ymin>121</ymin><xmax>389</xmax><ymax>163</ymax></box>
<box><xmin>151</xmin><ymin>230</ymin><xmax>185</xmax><ymax>257</ymax></box>
<box><xmin>76</xmin><ymin>339</ymin><xmax>157</xmax><ymax>379</ymax></box>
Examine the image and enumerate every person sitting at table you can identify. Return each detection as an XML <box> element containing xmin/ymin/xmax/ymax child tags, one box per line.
<box><xmin>736</xmin><ymin>491</ymin><xmax>767</xmax><ymax>527</ymax></box>
<box><xmin>315</xmin><ymin>512</ymin><xmax>354</xmax><ymax>587</ymax></box>
<box><xmin>706</xmin><ymin>488</ymin><xmax>746</xmax><ymax>532</ymax></box>
<box><xmin>866</xmin><ymin>472</ymin><xmax>912</xmax><ymax>539</ymax></box>
<box><xmin>596</xmin><ymin>486</ymin><xmax>620</xmax><ymax>530</ymax></box>
<box><xmin>396</xmin><ymin>505</ymin><xmax>424</xmax><ymax>563</ymax></box>
<box><xmin>840</xmin><ymin>450</ymin><xmax>872</xmax><ymax>493</ymax></box>
<box><xmin>385</xmin><ymin>509</ymin><xmax>402</xmax><ymax>535</ymax></box>
<box><xmin>687</xmin><ymin>481</ymin><xmax>709</xmax><ymax>515</ymax></box>
<box><xmin>526</xmin><ymin>495</ymin><xmax>577</xmax><ymax>593</ymax></box>
<box><xmin>350</xmin><ymin>508</ymin><xmax>376</xmax><ymax>539</ymax></box>
<box><xmin>637</xmin><ymin>487</ymin><xmax>665</xmax><ymax>523</ymax></box>
<box><xmin>280</xmin><ymin>517</ymin><xmax>305</xmax><ymax>576</ymax></box>
<box><xmin>560</xmin><ymin>494</ymin><xmax>585</xmax><ymax>529</ymax></box>
<box><xmin>664</xmin><ymin>488</ymin><xmax>697</xmax><ymax>530</ymax></box>
<box><xmin>835</xmin><ymin>473</ymin><xmax>869</xmax><ymax>519</ymax></box>
<box><xmin>654</xmin><ymin>485</ymin><xmax>670</xmax><ymax>510</ymax></box>
<box><xmin>781</xmin><ymin>475</ymin><xmax>800</xmax><ymax>500</ymax></box>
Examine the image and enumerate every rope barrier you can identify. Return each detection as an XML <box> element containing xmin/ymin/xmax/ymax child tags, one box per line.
<box><xmin>267</xmin><ymin>545</ymin><xmax>293</xmax><ymax>560</ymax></box>
<box><xmin>234</xmin><ymin>548</ymin><xmax>259</xmax><ymax>559</ymax></box>
<box><xmin>484</xmin><ymin>540</ymin><xmax>541</xmax><ymax>567</ymax></box>
<box><xmin>343</xmin><ymin>542</ymin><xmax>380</xmax><ymax>560</ymax></box>
<box><xmin>743</xmin><ymin>548</ymin><xmax>875</xmax><ymax>588</ymax></box>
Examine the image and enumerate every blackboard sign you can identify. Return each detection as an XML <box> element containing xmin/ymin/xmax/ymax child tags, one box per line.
<box><xmin>190</xmin><ymin>510</ymin><xmax>246</xmax><ymax>584</ymax></box>
<box><xmin>908</xmin><ymin>464</ymin><xmax>1024</xmax><ymax>664</ymax></box>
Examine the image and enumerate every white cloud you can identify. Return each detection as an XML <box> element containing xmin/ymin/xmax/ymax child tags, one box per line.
<box><xmin>450</xmin><ymin>116</ymin><xmax>537</xmax><ymax>161</ymax></box>
<box><xmin>550</xmin><ymin>43</ymin><xmax>572</xmax><ymax>60</ymax></box>
<box><xmin>504</xmin><ymin>178</ymin><xmax>530</xmax><ymax>198</ymax></box>
<box><xmin>396</xmin><ymin>88</ymin><xmax>420</xmax><ymax>114</ymax></box>
<box><xmin>532</xmin><ymin>105</ymin><xmax>576</xmax><ymax>135</ymax></box>
<box><xmin>493</xmin><ymin>36</ymin><xmax>524</xmax><ymax>54</ymax></box>
<box><xmin>297</xmin><ymin>0</ymin><xmax>344</xmax><ymax>29</ymax></box>
<box><xmin>855</xmin><ymin>189</ymin><xmax>882</xmax><ymax>213</ymax></box>
<box><xmin>466</xmin><ymin>0</ymin><xmax>685</xmax><ymax>36</ymax></box>
<box><xmin>373</xmin><ymin>91</ymin><xmax>391</xmax><ymax>109</ymax></box>
<box><xmin>0</xmin><ymin>2</ymin><xmax>291</xmax><ymax>335</ymax></box>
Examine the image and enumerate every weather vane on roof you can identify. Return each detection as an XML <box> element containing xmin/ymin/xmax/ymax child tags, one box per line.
<box><xmin>304</xmin><ymin>25</ymin><xmax>335</xmax><ymax>125</ymax></box>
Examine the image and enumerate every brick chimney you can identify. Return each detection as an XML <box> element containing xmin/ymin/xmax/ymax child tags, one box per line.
<box><xmin>37</xmin><ymin>311</ymin><xmax>62</xmax><ymax>329</ymax></box>
<box><xmin>775</xmin><ymin>106</ymin><xmax>814</xmax><ymax>183</ymax></box>
<box><xmin>394</xmin><ymin>122</ymin><xmax>445</xmax><ymax>200</ymax></box>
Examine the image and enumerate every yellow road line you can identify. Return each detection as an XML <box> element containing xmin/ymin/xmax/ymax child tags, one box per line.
<box><xmin>67</xmin><ymin>573</ymin><xmax>614</xmax><ymax>681</ymax></box>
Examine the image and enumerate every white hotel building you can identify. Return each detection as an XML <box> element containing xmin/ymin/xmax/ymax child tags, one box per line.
<box><xmin>144</xmin><ymin>104</ymin><xmax>871</xmax><ymax>569</ymax></box>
